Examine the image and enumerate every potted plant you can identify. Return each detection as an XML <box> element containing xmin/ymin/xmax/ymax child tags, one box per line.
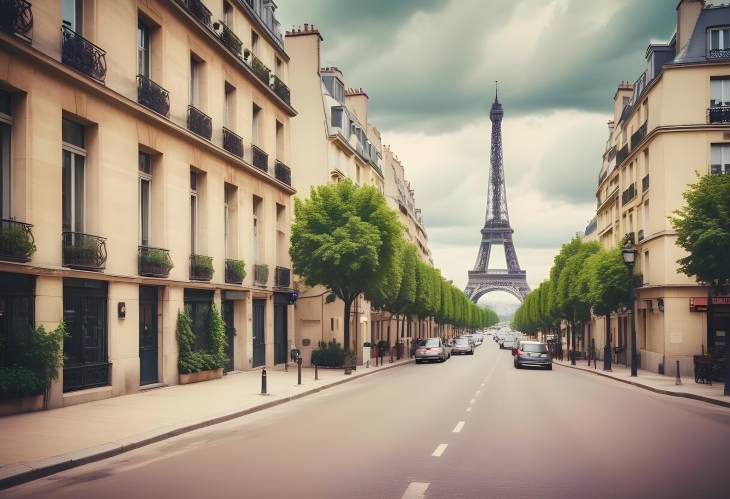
<box><xmin>0</xmin><ymin>221</ymin><xmax>35</xmax><ymax>261</ymax></box>
<box><xmin>176</xmin><ymin>305</ymin><xmax>228</xmax><ymax>384</ymax></box>
<box><xmin>343</xmin><ymin>351</ymin><xmax>357</xmax><ymax>375</ymax></box>
<box><xmin>225</xmin><ymin>259</ymin><xmax>246</xmax><ymax>284</ymax></box>
<box><xmin>140</xmin><ymin>247</ymin><xmax>173</xmax><ymax>276</ymax></box>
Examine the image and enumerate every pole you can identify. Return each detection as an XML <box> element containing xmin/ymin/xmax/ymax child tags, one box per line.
<box><xmin>260</xmin><ymin>367</ymin><xmax>267</xmax><ymax>395</ymax></box>
<box><xmin>297</xmin><ymin>357</ymin><xmax>302</xmax><ymax>385</ymax></box>
<box><xmin>675</xmin><ymin>359</ymin><xmax>681</xmax><ymax>385</ymax></box>
<box><xmin>603</xmin><ymin>314</ymin><xmax>612</xmax><ymax>371</ymax></box>
<box><xmin>314</xmin><ymin>363</ymin><xmax>319</xmax><ymax>380</ymax></box>
<box><xmin>630</xmin><ymin>272</ymin><xmax>638</xmax><ymax>377</ymax></box>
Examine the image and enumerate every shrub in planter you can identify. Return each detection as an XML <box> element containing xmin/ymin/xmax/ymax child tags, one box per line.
<box><xmin>141</xmin><ymin>247</ymin><xmax>173</xmax><ymax>275</ymax></box>
<box><xmin>176</xmin><ymin>304</ymin><xmax>228</xmax><ymax>375</ymax></box>
<box><xmin>310</xmin><ymin>340</ymin><xmax>345</xmax><ymax>368</ymax></box>
<box><xmin>226</xmin><ymin>259</ymin><xmax>246</xmax><ymax>283</ymax></box>
<box><xmin>0</xmin><ymin>222</ymin><xmax>36</xmax><ymax>261</ymax></box>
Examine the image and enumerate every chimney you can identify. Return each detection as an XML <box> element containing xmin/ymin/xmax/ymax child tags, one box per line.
<box><xmin>676</xmin><ymin>0</ymin><xmax>705</xmax><ymax>54</ymax></box>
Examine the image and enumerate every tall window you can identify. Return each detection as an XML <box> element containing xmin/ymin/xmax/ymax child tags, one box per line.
<box><xmin>275</xmin><ymin>121</ymin><xmax>284</xmax><ymax>160</ymax></box>
<box><xmin>223</xmin><ymin>1</ymin><xmax>233</xmax><ymax>27</ymax></box>
<box><xmin>224</xmin><ymin>82</ymin><xmax>235</xmax><ymax>128</ymax></box>
<box><xmin>321</xmin><ymin>76</ymin><xmax>344</xmax><ymax>103</ymax></box>
<box><xmin>251</xmin><ymin>31</ymin><xmax>259</xmax><ymax>56</ymax></box>
<box><xmin>190</xmin><ymin>171</ymin><xmax>198</xmax><ymax>253</ymax></box>
<box><xmin>62</xmin><ymin>0</ymin><xmax>83</xmax><ymax>33</ymax></box>
<box><xmin>137</xmin><ymin>18</ymin><xmax>151</xmax><ymax>78</ymax></box>
<box><xmin>711</xmin><ymin>143</ymin><xmax>730</xmax><ymax>174</ymax></box>
<box><xmin>331</xmin><ymin>106</ymin><xmax>343</xmax><ymax>128</ymax></box>
<box><xmin>708</xmin><ymin>27</ymin><xmax>730</xmax><ymax>53</ymax></box>
<box><xmin>62</xmin><ymin>118</ymin><xmax>85</xmax><ymax>233</ymax></box>
<box><xmin>0</xmin><ymin>91</ymin><xmax>11</xmax><ymax>219</ymax></box>
<box><xmin>710</xmin><ymin>78</ymin><xmax>730</xmax><ymax>108</ymax></box>
<box><xmin>252</xmin><ymin>103</ymin><xmax>261</xmax><ymax>145</ymax></box>
<box><xmin>190</xmin><ymin>56</ymin><xmax>200</xmax><ymax>107</ymax></box>
<box><xmin>139</xmin><ymin>153</ymin><xmax>152</xmax><ymax>246</ymax></box>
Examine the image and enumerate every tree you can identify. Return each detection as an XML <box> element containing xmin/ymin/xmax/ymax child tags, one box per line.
<box><xmin>291</xmin><ymin>180</ymin><xmax>402</xmax><ymax>352</ymax></box>
<box><xmin>670</xmin><ymin>173</ymin><xmax>730</xmax><ymax>393</ymax></box>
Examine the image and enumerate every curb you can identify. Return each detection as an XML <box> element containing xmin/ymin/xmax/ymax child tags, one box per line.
<box><xmin>553</xmin><ymin>362</ymin><xmax>730</xmax><ymax>409</ymax></box>
<box><xmin>0</xmin><ymin>359</ymin><xmax>413</xmax><ymax>490</ymax></box>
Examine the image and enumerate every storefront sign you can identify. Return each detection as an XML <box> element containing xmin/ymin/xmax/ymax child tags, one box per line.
<box><xmin>689</xmin><ymin>296</ymin><xmax>730</xmax><ymax>312</ymax></box>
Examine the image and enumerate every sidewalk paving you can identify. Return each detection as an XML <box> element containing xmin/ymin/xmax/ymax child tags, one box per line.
<box><xmin>0</xmin><ymin>357</ymin><xmax>412</xmax><ymax>488</ymax></box>
<box><xmin>553</xmin><ymin>358</ymin><xmax>730</xmax><ymax>408</ymax></box>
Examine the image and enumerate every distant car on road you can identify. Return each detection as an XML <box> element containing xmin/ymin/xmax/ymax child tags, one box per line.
<box><xmin>500</xmin><ymin>338</ymin><xmax>518</xmax><ymax>350</ymax></box>
<box><xmin>451</xmin><ymin>337</ymin><xmax>475</xmax><ymax>355</ymax></box>
<box><xmin>415</xmin><ymin>338</ymin><xmax>449</xmax><ymax>364</ymax></box>
<box><xmin>513</xmin><ymin>341</ymin><xmax>552</xmax><ymax>370</ymax></box>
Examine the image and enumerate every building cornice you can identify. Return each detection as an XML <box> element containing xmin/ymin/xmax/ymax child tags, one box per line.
<box><xmin>234</xmin><ymin>0</ymin><xmax>290</xmax><ymax>62</ymax></box>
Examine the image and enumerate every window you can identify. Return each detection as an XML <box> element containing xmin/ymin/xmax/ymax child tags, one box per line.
<box><xmin>224</xmin><ymin>82</ymin><xmax>235</xmax><ymax>128</ymax></box>
<box><xmin>190</xmin><ymin>171</ymin><xmax>198</xmax><ymax>252</ymax></box>
<box><xmin>223</xmin><ymin>1</ymin><xmax>233</xmax><ymax>27</ymax></box>
<box><xmin>711</xmin><ymin>143</ymin><xmax>730</xmax><ymax>174</ymax></box>
<box><xmin>321</xmin><ymin>76</ymin><xmax>344</xmax><ymax>103</ymax></box>
<box><xmin>252</xmin><ymin>103</ymin><xmax>262</xmax><ymax>145</ymax></box>
<box><xmin>275</xmin><ymin>121</ymin><xmax>284</xmax><ymax>160</ymax></box>
<box><xmin>252</xmin><ymin>31</ymin><xmax>259</xmax><ymax>56</ymax></box>
<box><xmin>708</xmin><ymin>27</ymin><xmax>730</xmax><ymax>52</ymax></box>
<box><xmin>224</xmin><ymin>184</ymin><xmax>237</xmax><ymax>259</ymax></box>
<box><xmin>137</xmin><ymin>19</ymin><xmax>151</xmax><ymax>78</ymax></box>
<box><xmin>190</xmin><ymin>56</ymin><xmax>200</xmax><ymax>106</ymax></box>
<box><xmin>710</xmin><ymin>78</ymin><xmax>730</xmax><ymax>107</ymax></box>
<box><xmin>0</xmin><ymin>90</ymin><xmax>11</xmax><ymax>219</ymax></box>
<box><xmin>331</xmin><ymin>106</ymin><xmax>343</xmax><ymax>128</ymax></box>
<box><xmin>62</xmin><ymin>0</ymin><xmax>83</xmax><ymax>34</ymax></box>
<box><xmin>62</xmin><ymin>118</ymin><xmax>85</xmax><ymax>233</ymax></box>
<box><xmin>139</xmin><ymin>153</ymin><xmax>152</xmax><ymax>246</ymax></box>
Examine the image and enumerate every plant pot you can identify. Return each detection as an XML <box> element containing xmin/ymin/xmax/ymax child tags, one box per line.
<box><xmin>344</xmin><ymin>367</ymin><xmax>352</xmax><ymax>375</ymax></box>
<box><xmin>179</xmin><ymin>368</ymin><xmax>223</xmax><ymax>385</ymax></box>
<box><xmin>0</xmin><ymin>393</ymin><xmax>44</xmax><ymax>416</ymax></box>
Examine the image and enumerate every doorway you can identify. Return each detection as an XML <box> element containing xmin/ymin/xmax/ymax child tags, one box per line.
<box><xmin>223</xmin><ymin>300</ymin><xmax>235</xmax><ymax>372</ymax></box>
<box><xmin>139</xmin><ymin>286</ymin><xmax>158</xmax><ymax>385</ymax></box>
<box><xmin>252</xmin><ymin>299</ymin><xmax>265</xmax><ymax>367</ymax></box>
<box><xmin>274</xmin><ymin>293</ymin><xmax>288</xmax><ymax>365</ymax></box>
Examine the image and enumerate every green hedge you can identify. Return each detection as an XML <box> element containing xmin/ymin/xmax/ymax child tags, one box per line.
<box><xmin>176</xmin><ymin>304</ymin><xmax>228</xmax><ymax>374</ymax></box>
<box><xmin>311</xmin><ymin>340</ymin><xmax>345</xmax><ymax>367</ymax></box>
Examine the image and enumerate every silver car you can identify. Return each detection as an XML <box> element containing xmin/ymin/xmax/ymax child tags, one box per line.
<box><xmin>415</xmin><ymin>338</ymin><xmax>448</xmax><ymax>363</ymax></box>
<box><xmin>513</xmin><ymin>341</ymin><xmax>552</xmax><ymax>369</ymax></box>
<box><xmin>451</xmin><ymin>337</ymin><xmax>474</xmax><ymax>355</ymax></box>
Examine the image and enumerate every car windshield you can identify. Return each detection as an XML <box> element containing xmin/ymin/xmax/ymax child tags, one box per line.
<box><xmin>522</xmin><ymin>343</ymin><xmax>548</xmax><ymax>353</ymax></box>
<box><xmin>455</xmin><ymin>339</ymin><xmax>469</xmax><ymax>345</ymax></box>
<box><xmin>417</xmin><ymin>339</ymin><xmax>440</xmax><ymax>347</ymax></box>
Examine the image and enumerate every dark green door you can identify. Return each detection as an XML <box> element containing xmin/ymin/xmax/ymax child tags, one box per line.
<box><xmin>139</xmin><ymin>286</ymin><xmax>158</xmax><ymax>385</ymax></box>
<box><xmin>274</xmin><ymin>293</ymin><xmax>288</xmax><ymax>365</ymax></box>
<box><xmin>223</xmin><ymin>300</ymin><xmax>235</xmax><ymax>372</ymax></box>
<box><xmin>252</xmin><ymin>299</ymin><xmax>265</xmax><ymax>368</ymax></box>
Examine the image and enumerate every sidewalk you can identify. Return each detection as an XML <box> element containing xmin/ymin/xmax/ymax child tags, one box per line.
<box><xmin>0</xmin><ymin>358</ymin><xmax>412</xmax><ymax>488</ymax></box>
<box><xmin>553</xmin><ymin>358</ymin><xmax>730</xmax><ymax>408</ymax></box>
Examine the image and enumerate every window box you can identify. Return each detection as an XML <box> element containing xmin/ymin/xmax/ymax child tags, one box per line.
<box><xmin>139</xmin><ymin>246</ymin><xmax>173</xmax><ymax>278</ymax></box>
<box><xmin>253</xmin><ymin>264</ymin><xmax>269</xmax><ymax>286</ymax></box>
<box><xmin>0</xmin><ymin>219</ymin><xmax>35</xmax><ymax>262</ymax></box>
<box><xmin>62</xmin><ymin>231</ymin><xmax>107</xmax><ymax>271</ymax></box>
<box><xmin>251</xmin><ymin>55</ymin><xmax>270</xmax><ymax>85</ymax></box>
<box><xmin>190</xmin><ymin>253</ymin><xmax>213</xmax><ymax>281</ymax></box>
<box><xmin>275</xmin><ymin>266</ymin><xmax>290</xmax><ymax>288</ymax></box>
<box><xmin>271</xmin><ymin>75</ymin><xmax>290</xmax><ymax>105</ymax></box>
<box><xmin>225</xmin><ymin>258</ymin><xmax>246</xmax><ymax>284</ymax></box>
<box><xmin>217</xmin><ymin>21</ymin><xmax>242</xmax><ymax>58</ymax></box>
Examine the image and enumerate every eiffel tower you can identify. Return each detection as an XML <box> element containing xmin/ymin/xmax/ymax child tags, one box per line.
<box><xmin>466</xmin><ymin>84</ymin><xmax>530</xmax><ymax>303</ymax></box>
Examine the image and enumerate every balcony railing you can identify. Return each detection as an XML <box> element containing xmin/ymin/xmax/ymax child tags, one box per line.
<box><xmin>225</xmin><ymin>258</ymin><xmax>246</xmax><ymax>284</ymax></box>
<box><xmin>642</xmin><ymin>174</ymin><xmax>650</xmax><ymax>192</ymax></box>
<box><xmin>707</xmin><ymin>49</ymin><xmax>730</xmax><ymax>60</ymax></box>
<box><xmin>222</xmin><ymin>127</ymin><xmax>244</xmax><ymax>158</ymax></box>
<box><xmin>61</xmin><ymin>26</ymin><xmax>107</xmax><ymax>83</ymax></box>
<box><xmin>217</xmin><ymin>21</ymin><xmax>242</xmax><ymax>58</ymax></box>
<box><xmin>62</xmin><ymin>231</ymin><xmax>107</xmax><ymax>271</ymax></box>
<box><xmin>630</xmin><ymin>122</ymin><xmax>647</xmax><ymax>150</ymax></box>
<box><xmin>616</xmin><ymin>144</ymin><xmax>629</xmax><ymax>165</ymax></box>
<box><xmin>708</xmin><ymin>106</ymin><xmax>730</xmax><ymax>124</ymax></box>
<box><xmin>137</xmin><ymin>74</ymin><xmax>170</xmax><ymax>117</ymax></box>
<box><xmin>584</xmin><ymin>217</ymin><xmax>597</xmax><ymax>237</ymax></box>
<box><xmin>63</xmin><ymin>362</ymin><xmax>111</xmax><ymax>393</ymax></box>
<box><xmin>621</xmin><ymin>183</ymin><xmax>636</xmax><ymax>205</ymax></box>
<box><xmin>138</xmin><ymin>246</ymin><xmax>173</xmax><ymax>278</ymax></box>
<box><xmin>638</xmin><ymin>229</ymin><xmax>645</xmax><ymax>242</ymax></box>
<box><xmin>275</xmin><ymin>160</ymin><xmax>291</xmax><ymax>185</ymax></box>
<box><xmin>0</xmin><ymin>218</ymin><xmax>35</xmax><ymax>262</ymax></box>
<box><xmin>190</xmin><ymin>253</ymin><xmax>213</xmax><ymax>281</ymax></box>
<box><xmin>0</xmin><ymin>0</ymin><xmax>33</xmax><ymax>42</ymax></box>
<box><xmin>275</xmin><ymin>266</ymin><xmax>290</xmax><ymax>288</ymax></box>
<box><xmin>252</xmin><ymin>145</ymin><xmax>268</xmax><ymax>172</ymax></box>
<box><xmin>253</xmin><ymin>264</ymin><xmax>269</xmax><ymax>286</ymax></box>
<box><xmin>271</xmin><ymin>75</ymin><xmax>290</xmax><ymax>105</ymax></box>
<box><xmin>251</xmin><ymin>55</ymin><xmax>271</xmax><ymax>85</ymax></box>
<box><xmin>176</xmin><ymin>0</ymin><xmax>212</xmax><ymax>29</ymax></box>
<box><xmin>187</xmin><ymin>105</ymin><xmax>212</xmax><ymax>140</ymax></box>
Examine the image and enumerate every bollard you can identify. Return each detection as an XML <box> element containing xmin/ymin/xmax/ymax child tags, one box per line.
<box><xmin>297</xmin><ymin>357</ymin><xmax>302</xmax><ymax>385</ymax></box>
<box><xmin>594</xmin><ymin>354</ymin><xmax>597</xmax><ymax>369</ymax></box>
<box><xmin>366</xmin><ymin>359</ymin><xmax>370</xmax><ymax>369</ymax></box>
<box><xmin>314</xmin><ymin>363</ymin><xmax>319</xmax><ymax>381</ymax></box>
<box><xmin>260</xmin><ymin>367</ymin><xmax>267</xmax><ymax>395</ymax></box>
<box><xmin>284</xmin><ymin>361</ymin><xmax>288</xmax><ymax>372</ymax></box>
<box><xmin>675</xmin><ymin>360</ymin><xmax>681</xmax><ymax>385</ymax></box>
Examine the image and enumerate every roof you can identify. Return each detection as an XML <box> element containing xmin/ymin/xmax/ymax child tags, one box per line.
<box><xmin>674</xmin><ymin>4</ymin><xmax>730</xmax><ymax>63</ymax></box>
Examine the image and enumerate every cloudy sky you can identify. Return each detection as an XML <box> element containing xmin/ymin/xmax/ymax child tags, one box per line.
<box><xmin>276</xmin><ymin>0</ymin><xmax>683</xmax><ymax>305</ymax></box>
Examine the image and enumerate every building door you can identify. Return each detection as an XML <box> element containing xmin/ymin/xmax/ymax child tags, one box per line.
<box><xmin>252</xmin><ymin>299</ymin><xmax>265</xmax><ymax>367</ymax></box>
<box><xmin>223</xmin><ymin>300</ymin><xmax>235</xmax><ymax>372</ymax></box>
<box><xmin>712</xmin><ymin>310</ymin><xmax>730</xmax><ymax>359</ymax></box>
<box><xmin>274</xmin><ymin>293</ymin><xmax>288</xmax><ymax>364</ymax></box>
<box><xmin>139</xmin><ymin>286</ymin><xmax>158</xmax><ymax>385</ymax></box>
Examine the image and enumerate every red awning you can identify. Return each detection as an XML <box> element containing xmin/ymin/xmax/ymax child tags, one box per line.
<box><xmin>690</xmin><ymin>296</ymin><xmax>730</xmax><ymax>312</ymax></box>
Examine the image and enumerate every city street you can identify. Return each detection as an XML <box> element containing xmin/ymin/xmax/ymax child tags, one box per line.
<box><xmin>2</xmin><ymin>342</ymin><xmax>729</xmax><ymax>499</ymax></box>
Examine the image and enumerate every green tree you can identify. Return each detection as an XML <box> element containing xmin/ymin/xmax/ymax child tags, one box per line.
<box><xmin>291</xmin><ymin>180</ymin><xmax>402</xmax><ymax>352</ymax></box>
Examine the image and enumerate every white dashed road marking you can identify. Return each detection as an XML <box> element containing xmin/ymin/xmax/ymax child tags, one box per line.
<box><xmin>432</xmin><ymin>444</ymin><xmax>448</xmax><ymax>457</ymax></box>
<box><xmin>402</xmin><ymin>482</ymin><xmax>430</xmax><ymax>499</ymax></box>
<box><xmin>453</xmin><ymin>421</ymin><xmax>465</xmax><ymax>433</ymax></box>
<box><xmin>466</xmin><ymin>407</ymin><xmax>472</xmax><ymax>412</ymax></box>
<box><xmin>470</xmin><ymin>398</ymin><xmax>476</xmax><ymax>404</ymax></box>
<box><xmin>475</xmin><ymin>390</ymin><xmax>481</xmax><ymax>396</ymax></box>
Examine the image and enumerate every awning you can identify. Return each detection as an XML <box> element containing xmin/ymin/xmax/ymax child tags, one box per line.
<box><xmin>689</xmin><ymin>296</ymin><xmax>730</xmax><ymax>312</ymax></box>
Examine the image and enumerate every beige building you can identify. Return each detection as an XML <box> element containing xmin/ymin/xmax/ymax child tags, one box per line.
<box><xmin>581</xmin><ymin>0</ymin><xmax>730</xmax><ymax>376</ymax></box>
<box><xmin>0</xmin><ymin>0</ymin><xmax>299</xmax><ymax>412</ymax></box>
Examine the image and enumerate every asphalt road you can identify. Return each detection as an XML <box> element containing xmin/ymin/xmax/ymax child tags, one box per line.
<box><xmin>3</xmin><ymin>340</ymin><xmax>730</xmax><ymax>499</ymax></box>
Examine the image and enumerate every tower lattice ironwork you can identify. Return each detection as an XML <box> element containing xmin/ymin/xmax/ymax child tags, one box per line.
<box><xmin>466</xmin><ymin>84</ymin><xmax>530</xmax><ymax>303</ymax></box>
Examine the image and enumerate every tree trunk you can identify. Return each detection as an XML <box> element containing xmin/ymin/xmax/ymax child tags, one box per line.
<box><xmin>343</xmin><ymin>298</ymin><xmax>352</xmax><ymax>353</ymax></box>
<box><xmin>604</xmin><ymin>313</ymin><xmax>612</xmax><ymax>371</ymax></box>
<box><xmin>571</xmin><ymin>321</ymin><xmax>577</xmax><ymax>365</ymax></box>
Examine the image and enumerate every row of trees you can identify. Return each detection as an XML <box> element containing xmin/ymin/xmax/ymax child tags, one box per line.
<box><xmin>291</xmin><ymin>180</ymin><xmax>498</xmax><ymax>352</ymax></box>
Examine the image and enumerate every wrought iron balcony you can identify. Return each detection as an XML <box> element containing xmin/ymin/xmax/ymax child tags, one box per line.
<box><xmin>63</xmin><ymin>361</ymin><xmax>111</xmax><ymax>393</ymax></box>
<box><xmin>707</xmin><ymin>49</ymin><xmax>730</xmax><ymax>60</ymax></box>
<box><xmin>621</xmin><ymin>183</ymin><xmax>636</xmax><ymax>204</ymax></box>
<box><xmin>251</xmin><ymin>55</ymin><xmax>271</xmax><ymax>85</ymax></box>
<box><xmin>0</xmin><ymin>218</ymin><xmax>35</xmax><ymax>262</ymax></box>
<box><xmin>630</xmin><ymin>122</ymin><xmax>647</xmax><ymax>150</ymax></box>
<box><xmin>642</xmin><ymin>174</ymin><xmax>649</xmax><ymax>192</ymax></box>
<box><xmin>62</xmin><ymin>231</ymin><xmax>107</xmax><ymax>271</ymax></box>
<box><xmin>616</xmin><ymin>144</ymin><xmax>629</xmax><ymax>165</ymax></box>
<box><xmin>271</xmin><ymin>75</ymin><xmax>290</xmax><ymax>105</ymax></box>
<box><xmin>708</xmin><ymin>106</ymin><xmax>730</xmax><ymax>124</ymax></box>
<box><xmin>225</xmin><ymin>258</ymin><xmax>246</xmax><ymax>284</ymax></box>
<box><xmin>217</xmin><ymin>21</ymin><xmax>242</xmax><ymax>58</ymax></box>
<box><xmin>584</xmin><ymin>217</ymin><xmax>597</xmax><ymax>237</ymax></box>
<box><xmin>187</xmin><ymin>105</ymin><xmax>212</xmax><ymax>140</ymax></box>
<box><xmin>61</xmin><ymin>26</ymin><xmax>107</xmax><ymax>83</ymax></box>
<box><xmin>176</xmin><ymin>0</ymin><xmax>212</xmax><ymax>29</ymax></box>
<box><xmin>0</xmin><ymin>0</ymin><xmax>33</xmax><ymax>42</ymax></box>
<box><xmin>138</xmin><ymin>246</ymin><xmax>173</xmax><ymax>278</ymax></box>
<box><xmin>190</xmin><ymin>253</ymin><xmax>213</xmax><ymax>281</ymax></box>
<box><xmin>275</xmin><ymin>266</ymin><xmax>290</xmax><ymax>288</ymax></box>
<box><xmin>638</xmin><ymin>229</ymin><xmax>645</xmax><ymax>242</ymax></box>
<box><xmin>222</xmin><ymin>127</ymin><xmax>244</xmax><ymax>158</ymax></box>
<box><xmin>252</xmin><ymin>145</ymin><xmax>268</xmax><ymax>172</ymax></box>
<box><xmin>253</xmin><ymin>264</ymin><xmax>269</xmax><ymax>286</ymax></box>
<box><xmin>275</xmin><ymin>160</ymin><xmax>291</xmax><ymax>185</ymax></box>
<box><xmin>137</xmin><ymin>74</ymin><xmax>170</xmax><ymax>117</ymax></box>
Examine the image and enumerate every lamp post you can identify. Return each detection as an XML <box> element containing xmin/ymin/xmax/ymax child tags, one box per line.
<box><xmin>622</xmin><ymin>241</ymin><xmax>638</xmax><ymax>377</ymax></box>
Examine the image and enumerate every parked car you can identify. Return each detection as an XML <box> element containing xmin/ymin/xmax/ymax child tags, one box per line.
<box><xmin>451</xmin><ymin>337</ymin><xmax>475</xmax><ymax>355</ymax></box>
<box><xmin>513</xmin><ymin>341</ymin><xmax>552</xmax><ymax>370</ymax></box>
<box><xmin>501</xmin><ymin>338</ymin><xmax>517</xmax><ymax>350</ymax></box>
<box><xmin>415</xmin><ymin>338</ymin><xmax>449</xmax><ymax>363</ymax></box>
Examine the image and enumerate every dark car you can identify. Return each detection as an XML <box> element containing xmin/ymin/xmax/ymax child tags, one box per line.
<box><xmin>415</xmin><ymin>338</ymin><xmax>448</xmax><ymax>363</ymax></box>
<box><xmin>513</xmin><ymin>341</ymin><xmax>552</xmax><ymax>369</ymax></box>
<box><xmin>451</xmin><ymin>337</ymin><xmax>474</xmax><ymax>355</ymax></box>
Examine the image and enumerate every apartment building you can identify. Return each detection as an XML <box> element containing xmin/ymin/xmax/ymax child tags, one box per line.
<box><xmin>582</xmin><ymin>0</ymin><xmax>730</xmax><ymax>376</ymax></box>
<box><xmin>0</xmin><ymin>0</ymin><xmax>298</xmax><ymax>411</ymax></box>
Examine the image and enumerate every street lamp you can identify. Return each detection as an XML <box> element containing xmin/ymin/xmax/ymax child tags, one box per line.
<box><xmin>622</xmin><ymin>241</ymin><xmax>638</xmax><ymax>377</ymax></box>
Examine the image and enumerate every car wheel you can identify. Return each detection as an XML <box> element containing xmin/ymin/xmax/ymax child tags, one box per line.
<box><xmin>547</xmin><ymin>364</ymin><xmax>552</xmax><ymax>371</ymax></box>
<box><xmin>415</xmin><ymin>359</ymin><xmax>421</xmax><ymax>364</ymax></box>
